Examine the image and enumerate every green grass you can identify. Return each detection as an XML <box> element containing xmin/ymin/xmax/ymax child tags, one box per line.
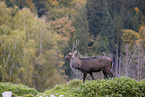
<box><xmin>0</xmin><ymin>77</ymin><xmax>145</xmax><ymax>97</ymax></box>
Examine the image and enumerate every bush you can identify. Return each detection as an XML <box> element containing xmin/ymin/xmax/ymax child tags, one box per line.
<box><xmin>79</xmin><ymin>76</ymin><xmax>145</xmax><ymax>97</ymax></box>
<box><xmin>0</xmin><ymin>77</ymin><xmax>144</xmax><ymax>97</ymax></box>
<box><xmin>0</xmin><ymin>82</ymin><xmax>38</xmax><ymax>97</ymax></box>
<box><xmin>45</xmin><ymin>77</ymin><xmax>145</xmax><ymax>97</ymax></box>
<box><xmin>23</xmin><ymin>94</ymin><xmax>34</xmax><ymax>97</ymax></box>
<box><xmin>44</xmin><ymin>79</ymin><xmax>82</xmax><ymax>97</ymax></box>
<box><xmin>68</xmin><ymin>79</ymin><xmax>82</xmax><ymax>88</ymax></box>
<box><xmin>138</xmin><ymin>79</ymin><xmax>145</xmax><ymax>96</ymax></box>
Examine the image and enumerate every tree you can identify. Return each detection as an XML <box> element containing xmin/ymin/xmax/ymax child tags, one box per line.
<box><xmin>121</xmin><ymin>29</ymin><xmax>140</xmax><ymax>47</ymax></box>
<box><xmin>120</xmin><ymin>43</ymin><xmax>144</xmax><ymax>80</ymax></box>
<box><xmin>13</xmin><ymin>8</ymin><xmax>67</xmax><ymax>91</ymax></box>
<box><xmin>139</xmin><ymin>25</ymin><xmax>145</xmax><ymax>48</ymax></box>
<box><xmin>0</xmin><ymin>1</ymin><xmax>13</xmax><ymax>26</ymax></box>
<box><xmin>120</xmin><ymin>28</ymin><xmax>144</xmax><ymax>80</ymax></box>
<box><xmin>0</xmin><ymin>2</ymin><xmax>67</xmax><ymax>91</ymax></box>
<box><xmin>139</xmin><ymin>25</ymin><xmax>145</xmax><ymax>79</ymax></box>
<box><xmin>86</xmin><ymin>0</ymin><xmax>145</xmax><ymax>77</ymax></box>
<box><xmin>72</xmin><ymin>3</ymin><xmax>90</xmax><ymax>55</ymax></box>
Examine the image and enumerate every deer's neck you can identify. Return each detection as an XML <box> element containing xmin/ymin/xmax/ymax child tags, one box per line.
<box><xmin>70</xmin><ymin>56</ymin><xmax>80</xmax><ymax>69</ymax></box>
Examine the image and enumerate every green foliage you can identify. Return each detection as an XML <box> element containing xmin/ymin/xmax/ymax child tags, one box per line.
<box><xmin>44</xmin><ymin>77</ymin><xmax>145</xmax><ymax>97</ymax></box>
<box><xmin>0</xmin><ymin>1</ymin><xmax>13</xmax><ymax>27</ymax></box>
<box><xmin>0</xmin><ymin>77</ymin><xmax>145</xmax><ymax>97</ymax></box>
<box><xmin>0</xmin><ymin>82</ymin><xmax>38</xmax><ymax>97</ymax></box>
<box><xmin>0</xmin><ymin>1</ymin><xmax>67</xmax><ymax>92</ymax></box>
<box><xmin>79</xmin><ymin>77</ymin><xmax>145</xmax><ymax>97</ymax></box>
<box><xmin>68</xmin><ymin>79</ymin><xmax>83</xmax><ymax>88</ymax></box>
<box><xmin>23</xmin><ymin>94</ymin><xmax>34</xmax><ymax>97</ymax></box>
<box><xmin>72</xmin><ymin>2</ymin><xmax>90</xmax><ymax>55</ymax></box>
<box><xmin>86</xmin><ymin>0</ymin><xmax>145</xmax><ymax>55</ymax></box>
<box><xmin>44</xmin><ymin>79</ymin><xmax>82</xmax><ymax>97</ymax></box>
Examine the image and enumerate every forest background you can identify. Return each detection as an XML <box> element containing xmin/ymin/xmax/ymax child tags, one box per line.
<box><xmin>0</xmin><ymin>0</ymin><xmax>145</xmax><ymax>92</ymax></box>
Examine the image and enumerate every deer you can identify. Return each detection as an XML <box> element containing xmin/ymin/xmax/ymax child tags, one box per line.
<box><xmin>65</xmin><ymin>40</ymin><xmax>113</xmax><ymax>82</ymax></box>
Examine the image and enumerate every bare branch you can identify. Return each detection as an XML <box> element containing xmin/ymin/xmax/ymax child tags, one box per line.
<box><xmin>6</xmin><ymin>46</ymin><xmax>13</xmax><ymax>64</ymax></box>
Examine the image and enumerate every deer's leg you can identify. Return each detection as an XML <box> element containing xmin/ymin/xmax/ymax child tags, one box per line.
<box><xmin>89</xmin><ymin>72</ymin><xmax>94</xmax><ymax>80</ymax></box>
<box><xmin>103</xmin><ymin>71</ymin><xmax>107</xmax><ymax>79</ymax></box>
<box><xmin>106</xmin><ymin>71</ymin><xmax>113</xmax><ymax>78</ymax></box>
<box><xmin>108</xmin><ymin>71</ymin><xmax>113</xmax><ymax>78</ymax></box>
<box><xmin>83</xmin><ymin>73</ymin><xmax>87</xmax><ymax>83</ymax></box>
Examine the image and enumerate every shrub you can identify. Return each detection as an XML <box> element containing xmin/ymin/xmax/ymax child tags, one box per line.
<box><xmin>0</xmin><ymin>82</ymin><xmax>38</xmax><ymax>97</ymax></box>
<box><xmin>44</xmin><ymin>79</ymin><xmax>82</xmax><ymax>97</ymax></box>
<box><xmin>68</xmin><ymin>79</ymin><xmax>82</xmax><ymax>88</ymax></box>
<box><xmin>79</xmin><ymin>76</ymin><xmax>145</xmax><ymax>97</ymax></box>
<box><xmin>1</xmin><ymin>77</ymin><xmax>145</xmax><ymax>97</ymax></box>
<box><xmin>23</xmin><ymin>94</ymin><xmax>34</xmax><ymax>97</ymax></box>
<box><xmin>138</xmin><ymin>79</ymin><xmax>145</xmax><ymax>96</ymax></box>
<box><xmin>44</xmin><ymin>77</ymin><xmax>145</xmax><ymax>97</ymax></box>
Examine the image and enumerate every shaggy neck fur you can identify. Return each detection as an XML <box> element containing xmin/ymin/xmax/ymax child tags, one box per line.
<box><xmin>70</xmin><ymin>55</ymin><xmax>80</xmax><ymax>70</ymax></box>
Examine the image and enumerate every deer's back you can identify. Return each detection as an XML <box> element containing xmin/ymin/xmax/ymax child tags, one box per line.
<box><xmin>79</xmin><ymin>56</ymin><xmax>112</xmax><ymax>72</ymax></box>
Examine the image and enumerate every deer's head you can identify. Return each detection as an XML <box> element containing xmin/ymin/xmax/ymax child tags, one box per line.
<box><xmin>65</xmin><ymin>40</ymin><xmax>79</xmax><ymax>60</ymax></box>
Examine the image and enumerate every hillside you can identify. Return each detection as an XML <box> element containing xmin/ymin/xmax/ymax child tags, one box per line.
<box><xmin>0</xmin><ymin>76</ymin><xmax>145</xmax><ymax>97</ymax></box>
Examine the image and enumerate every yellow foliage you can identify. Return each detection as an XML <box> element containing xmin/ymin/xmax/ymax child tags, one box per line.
<box><xmin>139</xmin><ymin>26</ymin><xmax>145</xmax><ymax>37</ymax></box>
<box><xmin>139</xmin><ymin>25</ymin><xmax>145</xmax><ymax>47</ymax></box>
<box><xmin>122</xmin><ymin>29</ymin><xmax>140</xmax><ymax>45</ymax></box>
<box><xmin>51</xmin><ymin>0</ymin><xmax>59</xmax><ymax>6</ymax></box>
<box><xmin>46</xmin><ymin>0</ymin><xmax>59</xmax><ymax>7</ymax></box>
<box><xmin>26</xmin><ymin>0</ymin><xmax>34</xmax><ymax>8</ymax></box>
<box><xmin>134</xmin><ymin>7</ymin><xmax>139</xmax><ymax>14</ymax></box>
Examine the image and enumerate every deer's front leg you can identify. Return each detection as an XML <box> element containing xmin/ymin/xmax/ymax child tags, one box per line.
<box><xmin>83</xmin><ymin>73</ymin><xmax>87</xmax><ymax>83</ymax></box>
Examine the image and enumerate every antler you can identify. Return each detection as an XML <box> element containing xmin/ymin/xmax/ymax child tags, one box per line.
<box><xmin>71</xmin><ymin>39</ymin><xmax>79</xmax><ymax>51</ymax></box>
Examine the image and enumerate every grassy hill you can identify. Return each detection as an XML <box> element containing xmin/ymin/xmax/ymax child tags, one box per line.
<box><xmin>0</xmin><ymin>76</ymin><xmax>145</xmax><ymax>97</ymax></box>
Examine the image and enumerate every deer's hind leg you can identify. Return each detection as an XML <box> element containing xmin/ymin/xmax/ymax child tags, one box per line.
<box><xmin>89</xmin><ymin>72</ymin><xmax>95</xmax><ymax>80</ymax></box>
<box><xmin>108</xmin><ymin>71</ymin><xmax>113</xmax><ymax>78</ymax></box>
<box><xmin>103</xmin><ymin>71</ymin><xmax>108</xmax><ymax>79</ymax></box>
<box><xmin>106</xmin><ymin>70</ymin><xmax>113</xmax><ymax>78</ymax></box>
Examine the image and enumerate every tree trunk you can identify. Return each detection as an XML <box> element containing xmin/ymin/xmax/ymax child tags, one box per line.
<box><xmin>125</xmin><ymin>45</ymin><xmax>129</xmax><ymax>77</ymax></box>
<box><xmin>118</xmin><ymin>55</ymin><xmax>121</xmax><ymax>77</ymax></box>
<box><xmin>137</xmin><ymin>50</ymin><xmax>140</xmax><ymax>81</ymax></box>
<box><xmin>115</xmin><ymin>41</ymin><xmax>119</xmax><ymax>77</ymax></box>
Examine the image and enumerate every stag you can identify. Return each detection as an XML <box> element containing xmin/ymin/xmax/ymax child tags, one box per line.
<box><xmin>65</xmin><ymin>40</ymin><xmax>113</xmax><ymax>82</ymax></box>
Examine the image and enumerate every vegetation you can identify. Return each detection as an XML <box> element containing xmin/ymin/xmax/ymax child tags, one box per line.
<box><xmin>0</xmin><ymin>82</ymin><xmax>38</xmax><ymax>97</ymax></box>
<box><xmin>1</xmin><ymin>77</ymin><xmax>144</xmax><ymax>97</ymax></box>
<box><xmin>0</xmin><ymin>0</ymin><xmax>145</xmax><ymax>92</ymax></box>
<box><xmin>45</xmin><ymin>77</ymin><xmax>145</xmax><ymax>97</ymax></box>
